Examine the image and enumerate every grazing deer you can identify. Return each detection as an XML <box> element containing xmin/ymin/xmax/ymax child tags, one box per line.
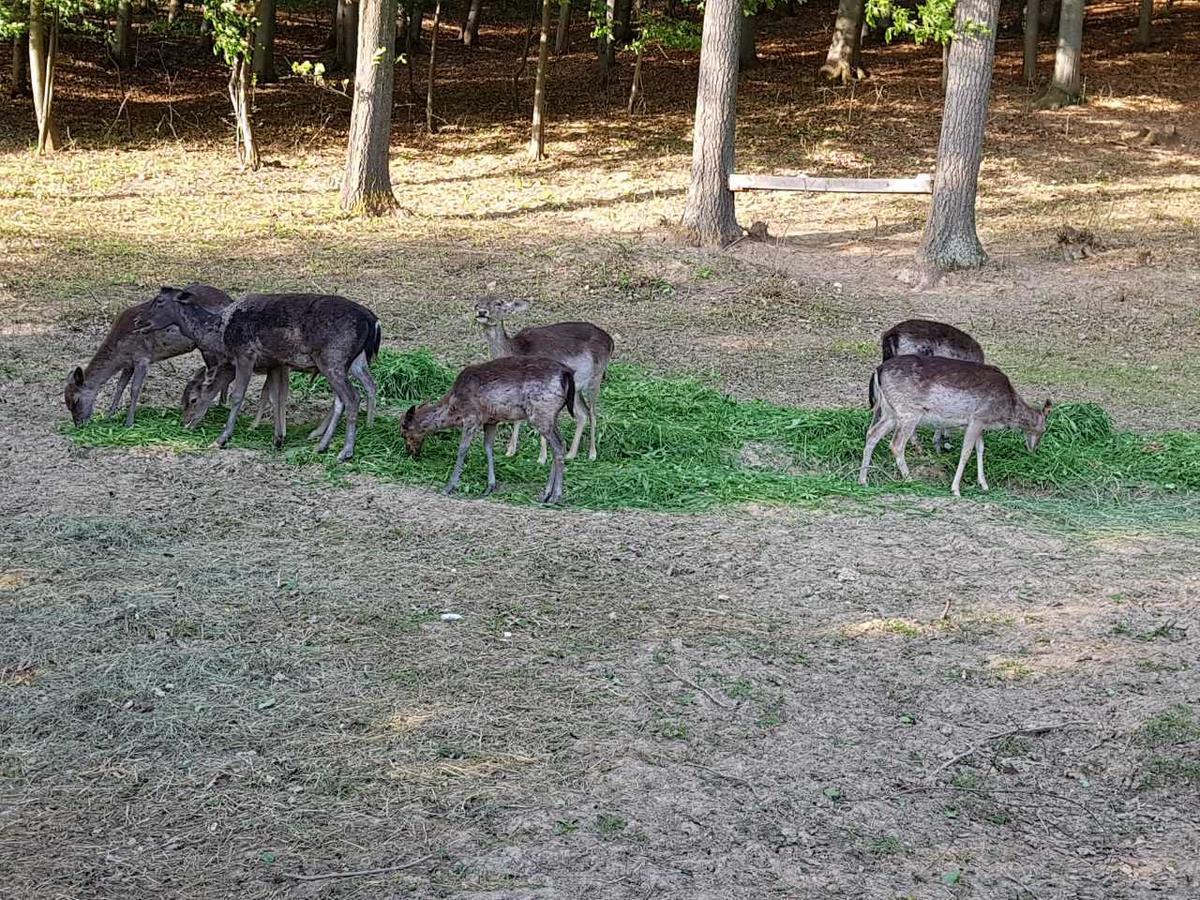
<box><xmin>64</xmin><ymin>283</ymin><xmax>233</xmax><ymax>426</ymax></box>
<box><xmin>859</xmin><ymin>355</ymin><xmax>1051</xmax><ymax>497</ymax></box>
<box><xmin>872</xmin><ymin>319</ymin><xmax>985</xmax><ymax>453</ymax></box>
<box><xmin>401</xmin><ymin>357</ymin><xmax>575</xmax><ymax>504</ymax></box>
<box><xmin>474</xmin><ymin>297</ymin><xmax>613</xmax><ymax>463</ymax></box>
<box><xmin>139</xmin><ymin>290</ymin><xmax>381</xmax><ymax>461</ymax></box>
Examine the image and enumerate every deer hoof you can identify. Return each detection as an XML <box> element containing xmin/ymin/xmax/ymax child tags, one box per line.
<box><xmin>481</xmin><ymin>484</ymin><xmax>495</xmax><ymax>497</ymax></box>
<box><xmin>336</xmin><ymin>448</ymin><xmax>353</xmax><ymax>463</ymax></box>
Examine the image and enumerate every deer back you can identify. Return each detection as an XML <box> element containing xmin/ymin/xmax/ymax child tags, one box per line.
<box><xmin>882</xmin><ymin>319</ymin><xmax>983</xmax><ymax>364</ymax></box>
<box><xmin>878</xmin><ymin>356</ymin><xmax>1025</xmax><ymax>427</ymax></box>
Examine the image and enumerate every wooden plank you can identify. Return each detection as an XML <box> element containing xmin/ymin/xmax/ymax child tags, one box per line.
<box><xmin>728</xmin><ymin>173</ymin><xmax>934</xmax><ymax>194</ymax></box>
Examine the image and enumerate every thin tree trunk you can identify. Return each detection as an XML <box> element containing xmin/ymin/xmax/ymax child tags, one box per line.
<box><xmin>408</xmin><ymin>0</ymin><xmax>424</xmax><ymax>52</ymax></box>
<box><xmin>528</xmin><ymin>0</ymin><xmax>554</xmax><ymax>160</ymax></box>
<box><xmin>1136</xmin><ymin>0</ymin><xmax>1152</xmax><ymax>46</ymax></box>
<box><xmin>555</xmin><ymin>0</ymin><xmax>570</xmax><ymax>54</ymax></box>
<box><xmin>820</xmin><ymin>0</ymin><xmax>865</xmax><ymax>84</ymax></box>
<box><xmin>738</xmin><ymin>11</ymin><xmax>756</xmax><ymax>70</ymax></box>
<box><xmin>253</xmin><ymin>0</ymin><xmax>277</xmax><ymax>83</ymax></box>
<box><xmin>1037</xmin><ymin>0</ymin><xmax>1083</xmax><ymax>108</ymax></box>
<box><xmin>336</xmin><ymin>0</ymin><xmax>359</xmax><ymax>72</ymax></box>
<box><xmin>940</xmin><ymin>39</ymin><xmax>949</xmax><ymax>91</ymax></box>
<box><xmin>511</xmin><ymin>0</ymin><xmax>537</xmax><ymax>109</ymax></box>
<box><xmin>427</xmin><ymin>0</ymin><xmax>441</xmax><ymax>133</ymax></box>
<box><xmin>199</xmin><ymin>15</ymin><xmax>214</xmax><ymax>55</ymax></box>
<box><xmin>168</xmin><ymin>0</ymin><xmax>185</xmax><ymax>25</ymax></box>
<box><xmin>461</xmin><ymin>0</ymin><xmax>482</xmax><ymax>46</ymax></box>
<box><xmin>1038</xmin><ymin>0</ymin><xmax>1059</xmax><ymax>31</ymax></box>
<box><xmin>680</xmin><ymin>0</ymin><xmax>741</xmax><ymax>247</ymax></box>
<box><xmin>341</xmin><ymin>0</ymin><xmax>398</xmax><ymax>214</ymax></box>
<box><xmin>29</xmin><ymin>0</ymin><xmax>62</xmax><ymax>153</ymax></box>
<box><xmin>1023</xmin><ymin>0</ymin><xmax>1039</xmax><ymax>84</ymax></box>
<box><xmin>627</xmin><ymin>0</ymin><xmax>642</xmax><ymax>112</ymax></box>
<box><xmin>917</xmin><ymin>0</ymin><xmax>1000</xmax><ymax>274</ymax></box>
<box><xmin>11</xmin><ymin>34</ymin><xmax>30</xmax><ymax>97</ymax></box>
<box><xmin>112</xmin><ymin>0</ymin><xmax>134</xmax><ymax>70</ymax></box>
<box><xmin>599</xmin><ymin>0</ymin><xmax>615</xmax><ymax>84</ymax></box>
<box><xmin>228</xmin><ymin>52</ymin><xmax>260</xmax><ymax>170</ymax></box>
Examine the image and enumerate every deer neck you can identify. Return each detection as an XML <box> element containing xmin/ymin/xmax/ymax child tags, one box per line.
<box><xmin>416</xmin><ymin>400</ymin><xmax>456</xmax><ymax>434</ymax></box>
<box><xmin>482</xmin><ymin>322</ymin><xmax>514</xmax><ymax>359</ymax></box>
<box><xmin>82</xmin><ymin>345</ymin><xmax>131</xmax><ymax>387</ymax></box>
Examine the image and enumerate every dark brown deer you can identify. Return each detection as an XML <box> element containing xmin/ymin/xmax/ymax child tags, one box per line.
<box><xmin>873</xmin><ymin>318</ymin><xmax>985</xmax><ymax>453</ymax></box>
<box><xmin>474</xmin><ymin>297</ymin><xmax>613</xmax><ymax>463</ymax></box>
<box><xmin>64</xmin><ymin>283</ymin><xmax>233</xmax><ymax>426</ymax></box>
<box><xmin>859</xmin><ymin>355</ymin><xmax>1051</xmax><ymax>497</ymax></box>
<box><xmin>139</xmin><ymin>290</ymin><xmax>381</xmax><ymax>461</ymax></box>
<box><xmin>401</xmin><ymin>357</ymin><xmax>575</xmax><ymax>504</ymax></box>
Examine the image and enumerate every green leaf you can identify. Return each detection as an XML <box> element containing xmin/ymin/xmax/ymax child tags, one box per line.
<box><xmin>942</xmin><ymin>869</ymin><xmax>961</xmax><ymax>885</ymax></box>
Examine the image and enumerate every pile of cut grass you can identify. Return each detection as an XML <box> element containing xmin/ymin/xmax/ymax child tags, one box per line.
<box><xmin>71</xmin><ymin>349</ymin><xmax>1200</xmax><ymax>526</ymax></box>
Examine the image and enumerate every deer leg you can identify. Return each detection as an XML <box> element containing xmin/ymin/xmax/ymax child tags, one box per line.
<box><xmin>565</xmin><ymin>391</ymin><xmax>590</xmax><ymax>461</ymax></box>
<box><xmin>251</xmin><ymin>375</ymin><xmax>273</xmax><ymax>428</ymax></box>
<box><xmin>444</xmin><ymin>426</ymin><xmax>477</xmax><ymax>496</ymax></box>
<box><xmin>351</xmin><ymin>353</ymin><xmax>377</xmax><ymax>428</ymax></box>
<box><xmin>950</xmin><ymin>421</ymin><xmax>983</xmax><ymax>497</ymax></box>
<box><xmin>215</xmin><ymin>361</ymin><xmax>253</xmax><ymax>448</ymax></box>
<box><xmin>858</xmin><ymin>418</ymin><xmax>896</xmax><ymax>485</ymax></box>
<box><xmin>505</xmin><ymin>422</ymin><xmax>522</xmax><ymax>457</ymax></box>
<box><xmin>482</xmin><ymin>423</ymin><xmax>498</xmax><ymax>496</ymax></box>
<box><xmin>536</xmin><ymin>419</ymin><xmax>566</xmax><ymax>504</ymax></box>
<box><xmin>271</xmin><ymin>368</ymin><xmax>289</xmax><ymax>449</ymax></box>
<box><xmin>324</xmin><ymin>369</ymin><xmax>359</xmax><ymax>462</ymax></box>
<box><xmin>314</xmin><ymin>395</ymin><xmax>344</xmax><ymax>453</ymax></box>
<box><xmin>309</xmin><ymin>404</ymin><xmax>336</xmax><ymax>442</ymax></box>
<box><xmin>891</xmin><ymin>421</ymin><xmax>918</xmax><ymax>480</ymax></box>
<box><xmin>124</xmin><ymin>360</ymin><xmax>150</xmax><ymax>427</ymax></box>
<box><xmin>587</xmin><ymin>385</ymin><xmax>602</xmax><ymax>460</ymax></box>
<box><xmin>106</xmin><ymin>367</ymin><xmax>133</xmax><ymax>417</ymax></box>
<box><xmin>975</xmin><ymin>434</ymin><xmax>988</xmax><ymax>492</ymax></box>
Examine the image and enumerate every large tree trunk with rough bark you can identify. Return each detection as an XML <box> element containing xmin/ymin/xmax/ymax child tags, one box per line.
<box><xmin>1136</xmin><ymin>0</ymin><xmax>1152</xmax><ymax>46</ymax></box>
<box><xmin>680</xmin><ymin>0</ymin><xmax>741</xmax><ymax>247</ymax></box>
<box><xmin>555</xmin><ymin>0</ymin><xmax>570</xmax><ymax>54</ymax></box>
<box><xmin>168</xmin><ymin>0</ymin><xmax>185</xmax><ymax>25</ymax></box>
<box><xmin>820</xmin><ymin>0</ymin><xmax>865</xmax><ymax>84</ymax></box>
<box><xmin>1037</xmin><ymin>0</ymin><xmax>1083</xmax><ymax>108</ymax></box>
<box><xmin>917</xmin><ymin>0</ymin><xmax>1000</xmax><ymax>274</ymax></box>
<box><xmin>29</xmin><ymin>0</ymin><xmax>62</xmax><ymax>153</ymax></box>
<box><xmin>341</xmin><ymin>0</ymin><xmax>397</xmax><ymax>214</ymax></box>
<box><xmin>112</xmin><ymin>0</ymin><xmax>134</xmax><ymax>69</ymax></box>
<box><xmin>11</xmin><ymin>34</ymin><xmax>30</xmax><ymax>97</ymax></box>
<box><xmin>1023</xmin><ymin>0</ymin><xmax>1039</xmax><ymax>84</ymax></box>
<box><xmin>227</xmin><ymin>52</ymin><xmax>260</xmax><ymax>170</ymax></box>
<box><xmin>336</xmin><ymin>0</ymin><xmax>358</xmax><ymax>72</ymax></box>
<box><xmin>253</xmin><ymin>0</ymin><xmax>277</xmax><ymax>83</ymax></box>
<box><xmin>528</xmin><ymin>0</ymin><xmax>553</xmax><ymax>160</ymax></box>
<box><xmin>461</xmin><ymin>0</ymin><xmax>482</xmax><ymax>46</ymax></box>
<box><xmin>738</xmin><ymin>11</ymin><xmax>756</xmax><ymax>70</ymax></box>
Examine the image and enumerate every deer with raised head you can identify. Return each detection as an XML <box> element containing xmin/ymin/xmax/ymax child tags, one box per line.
<box><xmin>138</xmin><ymin>290</ymin><xmax>381</xmax><ymax>461</ymax></box>
<box><xmin>859</xmin><ymin>355</ymin><xmax>1051</xmax><ymax>497</ymax></box>
<box><xmin>65</xmin><ymin>283</ymin><xmax>233</xmax><ymax>427</ymax></box>
<box><xmin>474</xmin><ymin>297</ymin><xmax>613</xmax><ymax>463</ymax></box>
<box><xmin>872</xmin><ymin>318</ymin><xmax>985</xmax><ymax>453</ymax></box>
<box><xmin>401</xmin><ymin>357</ymin><xmax>575</xmax><ymax>504</ymax></box>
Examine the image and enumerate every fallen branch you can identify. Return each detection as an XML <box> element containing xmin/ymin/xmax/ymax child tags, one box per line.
<box><xmin>926</xmin><ymin>720</ymin><xmax>1092</xmax><ymax>783</ymax></box>
<box><xmin>281</xmin><ymin>853</ymin><xmax>433</xmax><ymax>882</ymax></box>
<box><xmin>664</xmin><ymin>664</ymin><xmax>731</xmax><ymax>709</ymax></box>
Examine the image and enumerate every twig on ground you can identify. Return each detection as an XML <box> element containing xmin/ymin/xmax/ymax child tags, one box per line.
<box><xmin>663</xmin><ymin>664</ymin><xmax>731</xmax><ymax>708</ymax></box>
<box><xmin>682</xmin><ymin>761</ymin><xmax>764</xmax><ymax>801</ymax></box>
<box><xmin>280</xmin><ymin>853</ymin><xmax>433</xmax><ymax>882</ymax></box>
<box><xmin>939</xmin><ymin>596</ymin><xmax>952</xmax><ymax>620</ymax></box>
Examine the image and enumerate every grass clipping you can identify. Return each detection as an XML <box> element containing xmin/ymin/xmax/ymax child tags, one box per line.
<box><xmin>70</xmin><ymin>349</ymin><xmax>1200</xmax><ymax>520</ymax></box>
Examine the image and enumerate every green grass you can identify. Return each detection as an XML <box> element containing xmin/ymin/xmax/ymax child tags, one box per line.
<box><xmin>68</xmin><ymin>349</ymin><xmax>1200</xmax><ymax>527</ymax></box>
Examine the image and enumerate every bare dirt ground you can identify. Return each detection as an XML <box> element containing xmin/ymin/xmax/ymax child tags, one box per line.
<box><xmin>2</xmin><ymin>2</ymin><xmax>1200</xmax><ymax>898</ymax></box>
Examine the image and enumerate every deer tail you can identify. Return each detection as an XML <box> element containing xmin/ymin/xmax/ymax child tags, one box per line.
<box><xmin>364</xmin><ymin>319</ymin><xmax>382</xmax><ymax>363</ymax></box>
<box><xmin>881</xmin><ymin>332</ymin><xmax>898</xmax><ymax>362</ymax></box>
<box><xmin>561</xmin><ymin>370</ymin><xmax>576</xmax><ymax>419</ymax></box>
<box><xmin>868</xmin><ymin>366</ymin><xmax>882</xmax><ymax>411</ymax></box>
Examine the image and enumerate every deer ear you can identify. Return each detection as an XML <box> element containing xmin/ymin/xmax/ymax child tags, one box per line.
<box><xmin>1042</xmin><ymin>399</ymin><xmax>1053</xmax><ymax>414</ymax></box>
<box><xmin>70</xmin><ymin>366</ymin><xmax>84</xmax><ymax>387</ymax></box>
<box><xmin>485</xmin><ymin>280</ymin><xmax>497</xmax><ymax>293</ymax></box>
<box><xmin>403</xmin><ymin>405</ymin><xmax>416</xmax><ymax>427</ymax></box>
<box><xmin>506</xmin><ymin>299</ymin><xmax>530</xmax><ymax>315</ymax></box>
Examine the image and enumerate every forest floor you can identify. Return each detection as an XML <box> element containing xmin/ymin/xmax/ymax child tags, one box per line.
<box><xmin>2</xmin><ymin>2</ymin><xmax>1199</xmax><ymax>898</ymax></box>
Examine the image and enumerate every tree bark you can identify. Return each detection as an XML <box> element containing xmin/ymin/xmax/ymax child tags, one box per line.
<box><xmin>1037</xmin><ymin>0</ymin><xmax>1083</xmax><ymax>108</ymax></box>
<box><xmin>917</xmin><ymin>0</ymin><xmax>1000</xmax><ymax>274</ymax></box>
<box><xmin>1136</xmin><ymin>0</ymin><xmax>1152</xmax><ymax>46</ymax></box>
<box><xmin>555</xmin><ymin>0</ymin><xmax>570</xmax><ymax>54</ymax></box>
<box><xmin>1023</xmin><ymin>0</ymin><xmax>1039</xmax><ymax>84</ymax></box>
<box><xmin>112</xmin><ymin>0</ymin><xmax>134</xmax><ymax>70</ymax></box>
<box><xmin>341</xmin><ymin>0</ymin><xmax>398</xmax><ymax>215</ymax></box>
<box><xmin>820</xmin><ymin>0</ymin><xmax>865</xmax><ymax>84</ymax></box>
<box><xmin>253</xmin><ymin>0</ymin><xmax>277</xmax><ymax>83</ymax></box>
<box><xmin>427</xmin><ymin>0</ymin><xmax>441</xmax><ymax>132</ymax></box>
<box><xmin>11</xmin><ymin>34</ymin><xmax>30</xmax><ymax>98</ymax></box>
<box><xmin>228</xmin><ymin>52</ymin><xmax>260</xmax><ymax>170</ymax></box>
<box><xmin>528</xmin><ymin>0</ymin><xmax>554</xmax><ymax>160</ymax></box>
<box><xmin>627</xmin><ymin>0</ymin><xmax>642</xmax><ymax>112</ymax></box>
<box><xmin>461</xmin><ymin>0</ymin><xmax>482</xmax><ymax>46</ymax></box>
<box><xmin>407</xmin><ymin>0</ymin><xmax>424</xmax><ymax>52</ymax></box>
<box><xmin>940</xmin><ymin>39</ymin><xmax>949</xmax><ymax>92</ymax></box>
<box><xmin>1037</xmin><ymin>0</ymin><xmax>1058</xmax><ymax>31</ymax></box>
<box><xmin>29</xmin><ymin>0</ymin><xmax>62</xmax><ymax>153</ymax></box>
<box><xmin>336</xmin><ymin>0</ymin><xmax>359</xmax><ymax>72</ymax></box>
<box><xmin>599</xmin><ymin>0</ymin><xmax>615</xmax><ymax>85</ymax></box>
<box><xmin>680</xmin><ymin>0</ymin><xmax>741</xmax><ymax>247</ymax></box>
<box><xmin>168</xmin><ymin>0</ymin><xmax>185</xmax><ymax>25</ymax></box>
<box><xmin>738</xmin><ymin>11</ymin><xmax>756</xmax><ymax>70</ymax></box>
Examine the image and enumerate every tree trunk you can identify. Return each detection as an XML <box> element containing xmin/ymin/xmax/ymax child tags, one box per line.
<box><xmin>408</xmin><ymin>0</ymin><xmax>424</xmax><ymax>52</ymax></box>
<box><xmin>1136</xmin><ymin>0</ymin><xmax>1152</xmax><ymax>46</ymax></box>
<box><xmin>336</xmin><ymin>0</ymin><xmax>359</xmax><ymax>72</ymax></box>
<box><xmin>555</xmin><ymin>0</ymin><xmax>570</xmax><ymax>54</ymax></box>
<box><xmin>1037</xmin><ymin>0</ymin><xmax>1083</xmax><ymax>108</ymax></box>
<box><xmin>461</xmin><ymin>0</ymin><xmax>482</xmax><ymax>46</ymax></box>
<box><xmin>917</xmin><ymin>0</ymin><xmax>1000</xmax><ymax>274</ymax></box>
<box><xmin>11</xmin><ymin>34</ymin><xmax>30</xmax><ymax>98</ymax></box>
<box><xmin>341</xmin><ymin>0</ymin><xmax>397</xmax><ymax>214</ymax></box>
<box><xmin>627</xmin><ymin>0</ymin><xmax>642</xmax><ymax>112</ymax></box>
<box><xmin>1023</xmin><ymin>0</ymin><xmax>1039</xmax><ymax>84</ymax></box>
<box><xmin>29</xmin><ymin>0</ymin><xmax>62</xmax><ymax>153</ymax></box>
<box><xmin>820</xmin><ymin>0</ymin><xmax>865</xmax><ymax>84</ymax></box>
<box><xmin>680</xmin><ymin>0</ymin><xmax>741</xmax><ymax>247</ymax></box>
<box><xmin>738</xmin><ymin>11</ymin><xmax>756</xmax><ymax>70</ymax></box>
<box><xmin>940</xmin><ymin>39</ymin><xmax>949</xmax><ymax>91</ymax></box>
<box><xmin>615</xmin><ymin>0</ymin><xmax>631</xmax><ymax>46</ymax></box>
<box><xmin>511</xmin><ymin>0</ymin><xmax>537</xmax><ymax>109</ymax></box>
<box><xmin>112</xmin><ymin>0</ymin><xmax>134</xmax><ymax>70</ymax></box>
<box><xmin>528</xmin><ymin>0</ymin><xmax>554</xmax><ymax>160</ymax></box>
<box><xmin>228</xmin><ymin>52</ymin><xmax>260</xmax><ymax>170</ymax></box>
<box><xmin>427</xmin><ymin>0</ymin><xmax>441</xmax><ymax>132</ymax></box>
<box><xmin>253</xmin><ymin>0</ymin><xmax>277</xmax><ymax>83</ymax></box>
<box><xmin>199</xmin><ymin>15</ymin><xmax>214</xmax><ymax>55</ymax></box>
<box><xmin>168</xmin><ymin>0</ymin><xmax>185</xmax><ymax>25</ymax></box>
<box><xmin>599</xmin><ymin>0</ymin><xmax>615</xmax><ymax>84</ymax></box>
<box><xmin>1037</xmin><ymin>0</ymin><xmax>1059</xmax><ymax>31</ymax></box>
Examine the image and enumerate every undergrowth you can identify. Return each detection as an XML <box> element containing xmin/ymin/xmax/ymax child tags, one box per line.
<box><xmin>69</xmin><ymin>349</ymin><xmax>1200</xmax><ymax>529</ymax></box>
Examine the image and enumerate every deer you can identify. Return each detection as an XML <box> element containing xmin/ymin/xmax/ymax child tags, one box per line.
<box><xmin>872</xmin><ymin>318</ymin><xmax>985</xmax><ymax>453</ymax></box>
<box><xmin>474</xmin><ymin>297</ymin><xmax>613</xmax><ymax>464</ymax></box>
<box><xmin>137</xmin><ymin>289</ymin><xmax>381</xmax><ymax>461</ymax></box>
<box><xmin>401</xmin><ymin>356</ymin><xmax>576</xmax><ymax>504</ymax></box>
<box><xmin>64</xmin><ymin>283</ymin><xmax>233</xmax><ymax>427</ymax></box>
<box><xmin>859</xmin><ymin>355</ymin><xmax>1051</xmax><ymax>497</ymax></box>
